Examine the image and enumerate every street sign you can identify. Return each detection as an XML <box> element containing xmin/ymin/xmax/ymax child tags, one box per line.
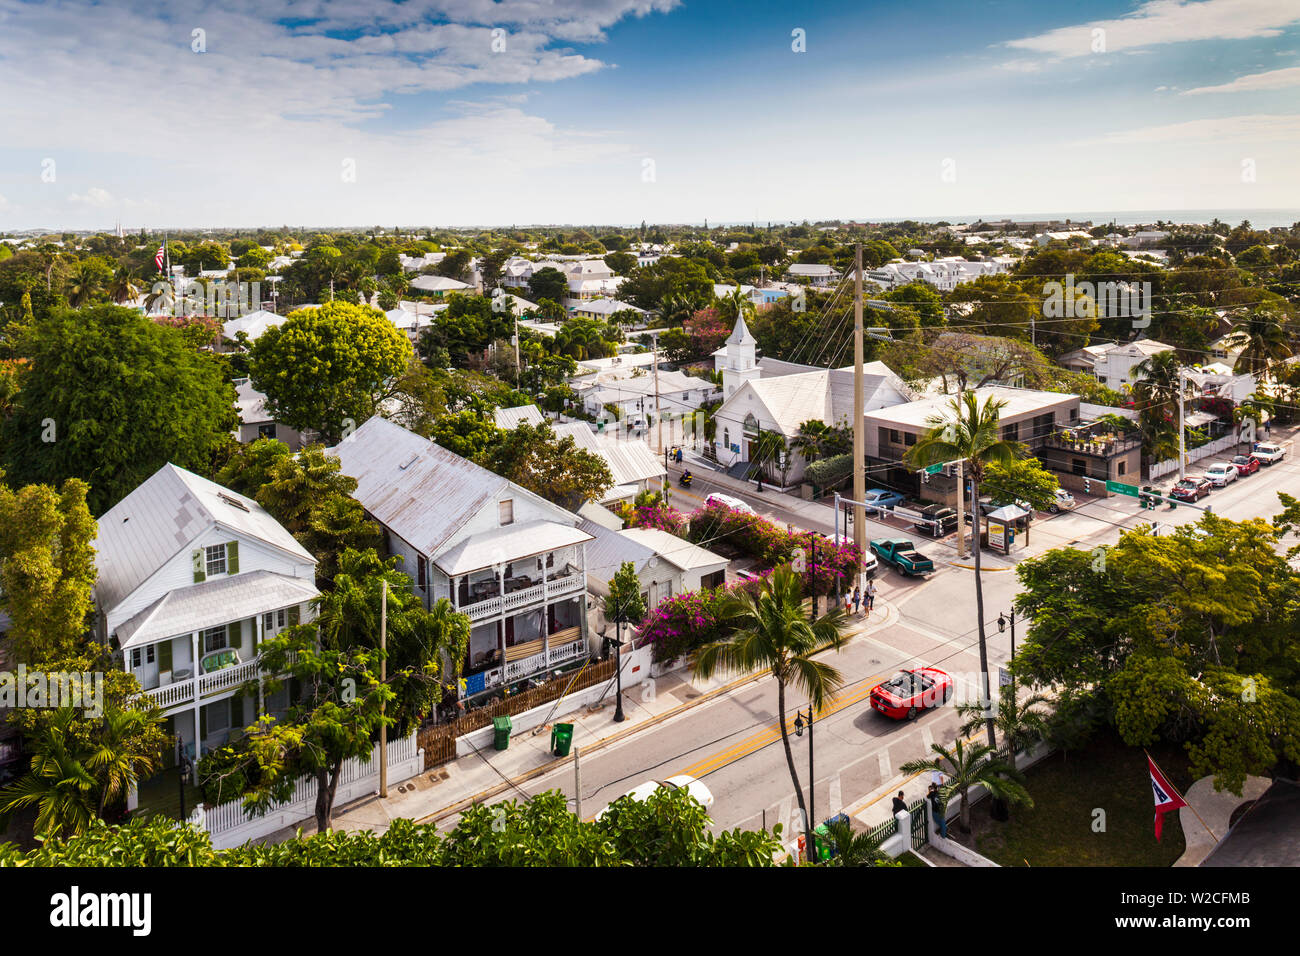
<box><xmin>1106</xmin><ymin>480</ymin><xmax>1141</xmax><ymax>498</ymax></box>
<box><xmin>998</xmin><ymin>667</ymin><xmax>1012</xmax><ymax>688</ymax></box>
<box><xmin>924</xmin><ymin>463</ymin><xmax>943</xmax><ymax>475</ymax></box>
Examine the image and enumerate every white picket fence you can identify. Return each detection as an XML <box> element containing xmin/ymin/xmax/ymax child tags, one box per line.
<box><xmin>1148</xmin><ymin>433</ymin><xmax>1240</xmax><ymax>480</ymax></box>
<box><xmin>189</xmin><ymin>732</ymin><xmax>423</xmax><ymax>850</ymax></box>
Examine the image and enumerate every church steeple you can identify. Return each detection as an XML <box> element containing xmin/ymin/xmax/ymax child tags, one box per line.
<box><xmin>722</xmin><ymin>312</ymin><xmax>759</xmax><ymax>397</ymax></box>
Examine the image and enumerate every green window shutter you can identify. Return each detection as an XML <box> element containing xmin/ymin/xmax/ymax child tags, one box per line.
<box><xmin>288</xmin><ymin>605</ymin><xmax>300</xmax><ymax>626</ymax></box>
<box><xmin>192</xmin><ymin>549</ymin><xmax>206</xmax><ymax>583</ymax></box>
<box><xmin>227</xmin><ymin>621</ymin><xmax>239</xmax><ymax>650</ymax></box>
<box><xmin>159</xmin><ymin>640</ymin><xmax>173</xmax><ymax>672</ymax></box>
<box><xmin>226</xmin><ymin>540</ymin><xmax>239</xmax><ymax>575</ymax></box>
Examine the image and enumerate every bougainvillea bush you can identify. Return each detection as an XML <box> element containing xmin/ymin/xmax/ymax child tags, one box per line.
<box><xmin>612</xmin><ymin>498</ymin><xmax>687</xmax><ymax>534</ymax></box>
<box><xmin>636</xmin><ymin>578</ymin><xmax>764</xmax><ymax>663</ymax></box>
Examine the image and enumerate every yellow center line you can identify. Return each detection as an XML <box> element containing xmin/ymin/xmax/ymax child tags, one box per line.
<box><xmin>678</xmin><ymin>673</ymin><xmax>888</xmax><ymax>779</ymax></box>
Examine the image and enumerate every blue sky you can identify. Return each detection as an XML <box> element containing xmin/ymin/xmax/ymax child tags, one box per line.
<box><xmin>1</xmin><ymin>0</ymin><xmax>1298</xmax><ymax>229</ymax></box>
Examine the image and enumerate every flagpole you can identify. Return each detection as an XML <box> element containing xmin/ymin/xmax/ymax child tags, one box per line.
<box><xmin>1145</xmin><ymin>750</ymin><xmax>1218</xmax><ymax>842</ymax></box>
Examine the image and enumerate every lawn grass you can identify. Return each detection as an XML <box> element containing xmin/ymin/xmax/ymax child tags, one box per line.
<box><xmin>949</xmin><ymin>729</ymin><xmax>1193</xmax><ymax>867</ymax></box>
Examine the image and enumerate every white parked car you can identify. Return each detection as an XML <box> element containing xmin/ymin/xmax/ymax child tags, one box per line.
<box><xmin>595</xmin><ymin>775</ymin><xmax>714</xmax><ymax>820</ymax></box>
<box><xmin>1203</xmin><ymin>462</ymin><xmax>1238</xmax><ymax>487</ymax></box>
<box><xmin>705</xmin><ymin>492</ymin><xmax>756</xmax><ymax>515</ymax></box>
<box><xmin>1253</xmin><ymin>442</ymin><xmax>1286</xmax><ymax>465</ymax></box>
<box><xmin>1048</xmin><ymin>489</ymin><xmax>1076</xmax><ymax>514</ymax></box>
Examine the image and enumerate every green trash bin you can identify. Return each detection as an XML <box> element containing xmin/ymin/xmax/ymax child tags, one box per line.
<box><xmin>492</xmin><ymin>716</ymin><xmax>512</xmax><ymax>751</ymax></box>
<box><xmin>550</xmin><ymin>722</ymin><xmax>573</xmax><ymax>757</ymax></box>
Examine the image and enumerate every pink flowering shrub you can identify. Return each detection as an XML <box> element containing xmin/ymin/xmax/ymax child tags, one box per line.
<box><xmin>636</xmin><ymin>578</ymin><xmax>763</xmax><ymax>663</ymax></box>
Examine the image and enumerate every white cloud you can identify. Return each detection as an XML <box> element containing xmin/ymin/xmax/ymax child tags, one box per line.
<box><xmin>1004</xmin><ymin>0</ymin><xmax>1300</xmax><ymax>60</ymax></box>
<box><xmin>1182</xmin><ymin>64</ymin><xmax>1300</xmax><ymax>94</ymax></box>
<box><xmin>67</xmin><ymin>187</ymin><xmax>115</xmax><ymax>206</ymax></box>
<box><xmin>1096</xmin><ymin>112</ymin><xmax>1300</xmax><ymax>143</ymax></box>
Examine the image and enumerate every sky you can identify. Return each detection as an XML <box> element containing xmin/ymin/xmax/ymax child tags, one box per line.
<box><xmin>1</xmin><ymin>0</ymin><xmax>1299</xmax><ymax>230</ymax></box>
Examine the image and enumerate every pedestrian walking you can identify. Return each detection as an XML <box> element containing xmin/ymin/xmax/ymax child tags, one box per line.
<box><xmin>891</xmin><ymin>791</ymin><xmax>908</xmax><ymax>815</ymax></box>
<box><xmin>865</xmin><ymin>579</ymin><xmax>877</xmax><ymax>612</ymax></box>
<box><xmin>928</xmin><ymin>783</ymin><xmax>948</xmax><ymax>838</ymax></box>
<box><xmin>852</xmin><ymin>586</ymin><xmax>861</xmax><ymax>615</ymax></box>
<box><xmin>676</xmin><ymin>447</ymin><xmax>683</xmax><ymax>464</ymax></box>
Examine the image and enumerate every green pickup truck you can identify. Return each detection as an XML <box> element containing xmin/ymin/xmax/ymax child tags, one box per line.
<box><xmin>870</xmin><ymin>538</ymin><xmax>935</xmax><ymax>577</ymax></box>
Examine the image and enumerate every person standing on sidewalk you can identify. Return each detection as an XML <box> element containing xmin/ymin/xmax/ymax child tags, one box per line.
<box><xmin>928</xmin><ymin>783</ymin><xmax>948</xmax><ymax>838</ymax></box>
<box><xmin>891</xmin><ymin>791</ymin><xmax>908</xmax><ymax>815</ymax></box>
<box><xmin>865</xmin><ymin>579</ymin><xmax>877</xmax><ymax>613</ymax></box>
<box><xmin>852</xmin><ymin>585</ymin><xmax>861</xmax><ymax>615</ymax></box>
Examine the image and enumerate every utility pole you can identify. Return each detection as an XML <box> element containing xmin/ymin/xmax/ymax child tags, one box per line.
<box><xmin>379</xmin><ymin>579</ymin><xmax>388</xmax><ymax>798</ymax></box>
<box><xmin>1178</xmin><ymin>367</ymin><xmax>1186</xmax><ymax>481</ymax></box>
<box><xmin>852</xmin><ymin>243</ymin><xmax>865</xmax><ymax>568</ymax></box>
<box><xmin>513</xmin><ymin>311</ymin><xmax>521</xmax><ymax>388</ymax></box>
<box><xmin>807</xmin><ymin>531</ymin><xmax>818</xmax><ymax>618</ymax></box>
<box><xmin>955</xmin><ymin>459</ymin><xmax>967</xmax><ymax>559</ymax></box>
<box><xmin>574</xmin><ymin>744</ymin><xmax>582</xmax><ymax>819</ymax></box>
<box><xmin>652</xmin><ymin>329</ymin><xmax>663</xmax><ymax>455</ymax></box>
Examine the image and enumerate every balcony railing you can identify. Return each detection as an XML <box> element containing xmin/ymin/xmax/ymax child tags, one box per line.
<box><xmin>460</xmin><ymin>575</ymin><xmax>584</xmax><ymax>620</ymax></box>
<box><xmin>1042</xmin><ymin>431</ymin><xmax>1143</xmax><ymax>456</ymax></box>
<box><xmin>139</xmin><ymin>656</ymin><xmax>264</xmax><ymax>710</ymax></box>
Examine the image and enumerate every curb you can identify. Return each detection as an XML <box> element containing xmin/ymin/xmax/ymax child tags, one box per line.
<box><xmin>410</xmin><ymin>602</ymin><xmax>899</xmax><ymax>825</ymax></box>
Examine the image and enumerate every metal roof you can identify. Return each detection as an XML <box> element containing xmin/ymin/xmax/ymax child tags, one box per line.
<box><xmin>433</xmin><ymin>520</ymin><xmax>592</xmax><ymax>576</ymax></box>
<box><xmin>94</xmin><ymin>464</ymin><xmax>315</xmax><ymax>615</ymax></box>
<box><xmin>552</xmin><ymin>422</ymin><xmax>666</xmax><ymax>487</ymax></box>
<box><xmin>494</xmin><ymin>405</ymin><xmax>546</xmax><ymax>430</ymax></box>
<box><xmin>116</xmin><ymin>570</ymin><xmax>319</xmax><ymax>650</ymax></box>
<box><xmin>580</xmin><ymin>520</ymin><xmax>657</xmax><ymax>584</ymax></box>
<box><xmin>621</xmin><ymin>528</ymin><xmax>728</xmax><ymax>572</ymax></box>
<box><xmin>330</xmin><ymin>416</ymin><xmax>510</xmax><ymax>558</ymax></box>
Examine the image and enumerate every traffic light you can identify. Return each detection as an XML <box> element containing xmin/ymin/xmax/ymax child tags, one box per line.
<box><xmin>1083</xmin><ymin>476</ymin><xmax>1091</xmax><ymax>494</ymax></box>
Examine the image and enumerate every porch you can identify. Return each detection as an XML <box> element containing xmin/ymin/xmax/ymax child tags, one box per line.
<box><xmin>460</xmin><ymin>595</ymin><xmax>588</xmax><ymax>698</ymax></box>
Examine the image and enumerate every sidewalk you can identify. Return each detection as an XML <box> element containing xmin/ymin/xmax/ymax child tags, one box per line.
<box><xmin>265</xmin><ymin>599</ymin><xmax>901</xmax><ymax>842</ymax></box>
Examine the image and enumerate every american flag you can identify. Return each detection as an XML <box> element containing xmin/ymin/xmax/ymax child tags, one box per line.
<box><xmin>154</xmin><ymin>244</ymin><xmax>165</xmax><ymax>273</ymax></box>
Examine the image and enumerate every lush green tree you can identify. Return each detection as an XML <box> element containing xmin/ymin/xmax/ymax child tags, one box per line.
<box><xmin>905</xmin><ymin>393</ymin><xmax>1024</xmax><ymax>749</ymax></box>
<box><xmin>477</xmin><ymin>422</ymin><xmax>613</xmax><ymax>510</ymax></box>
<box><xmin>605</xmin><ymin>560</ymin><xmax>647</xmax><ymax>631</ymax></box>
<box><xmin>0</xmin><ymin>476</ymin><xmax>96</xmax><ymax>663</ymax></box>
<box><xmin>527</xmin><ymin>267</ymin><xmax>569</xmax><ymax>305</ymax></box>
<box><xmin>429</xmin><ymin>409</ymin><xmax>501</xmax><ymax>460</ymax></box>
<box><xmin>249</xmin><ymin>301</ymin><xmax>412</xmax><ymax>443</ymax></box>
<box><xmin>693</xmin><ymin>565</ymin><xmax>849</xmax><ymax>856</ymax></box>
<box><xmin>1</xmin><ymin>305</ymin><xmax>236</xmax><ymax>513</ymax></box>
<box><xmin>981</xmin><ymin>456</ymin><xmax>1060</xmax><ymax>512</ymax></box>
<box><xmin>242</xmin><ymin>550</ymin><xmax>468</xmax><ymax>831</ymax></box>
<box><xmin>1224</xmin><ymin>304</ymin><xmax>1292</xmax><ymax>379</ymax></box>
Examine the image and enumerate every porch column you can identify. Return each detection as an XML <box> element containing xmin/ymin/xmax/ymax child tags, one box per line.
<box><xmin>541</xmin><ymin>554</ymin><xmax>550</xmax><ymax>664</ymax></box>
<box><xmin>190</xmin><ymin>630</ymin><xmax>200</xmax><ymax>782</ymax></box>
<box><xmin>255</xmin><ymin>613</ymin><xmax>265</xmax><ymax>718</ymax></box>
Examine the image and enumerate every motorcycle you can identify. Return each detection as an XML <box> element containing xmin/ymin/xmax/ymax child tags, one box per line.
<box><xmin>678</xmin><ymin>473</ymin><xmax>693</xmax><ymax>488</ymax></box>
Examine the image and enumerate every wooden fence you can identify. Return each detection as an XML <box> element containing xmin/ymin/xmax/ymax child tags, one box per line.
<box><xmin>418</xmin><ymin>657</ymin><xmax>616</xmax><ymax>769</ymax></box>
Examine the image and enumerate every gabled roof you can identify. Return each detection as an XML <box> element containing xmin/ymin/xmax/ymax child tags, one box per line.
<box><xmin>221</xmin><ymin>309</ymin><xmax>284</xmax><ymax>343</ymax></box>
<box><xmin>552</xmin><ymin>422</ymin><xmax>666</xmax><ymax>488</ymax></box>
<box><xmin>410</xmin><ymin>274</ymin><xmax>471</xmax><ymax>292</ymax></box>
<box><xmin>94</xmin><ymin>464</ymin><xmax>314</xmax><ymax>614</ymax></box>
<box><xmin>330</xmin><ymin>417</ymin><xmax>510</xmax><ymax>558</ymax></box>
<box><xmin>620</xmin><ymin>528</ymin><xmax>728</xmax><ymax>572</ymax></box>
<box><xmin>494</xmin><ymin>405</ymin><xmax>546</xmax><ymax>429</ymax></box>
<box><xmin>433</xmin><ymin>520</ymin><xmax>591</xmax><ymax>576</ymax></box>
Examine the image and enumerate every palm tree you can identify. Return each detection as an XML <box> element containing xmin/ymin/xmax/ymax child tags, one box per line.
<box><xmin>658</xmin><ymin>293</ymin><xmax>694</xmax><ymax>327</ymax></box>
<box><xmin>1131</xmin><ymin>350</ymin><xmax>1185</xmax><ymax>420</ymax></box>
<box><xmin>1233</xmin><ymin>392</ymin><xmax>1276</xmax><ymax>452</ymax></box>
<box><xmin>65</xmin><ymin>263</ymin><xmax>104</xmax><ymax>308</ymax></box>
<box><xmin>107</xmin><ymin>265</ymin><xmax>142</xmax><ymax>304</ymax></box>
<box><xmin>957</xmin><ymin>683</ymin><xmax>1050</xmax><ymax>771</ymax></box>
<box><xmin>819</xmin><ymin>816</ymin><xmax>889</xmax><ymax>866</ymax></box>
<box><xmin>905</xmin><ymin>392</ymin><xmax>1023</xmax><ymax>749</ymax></box>
<box><xmin>1225</xmin><ymin>308</ymin><xmax>1292</xmax><ymax>380</ymax></box>
<box><xmin>693</xmin><ymin>565</ymin><xmax>849</xmax><ymax>856</ymax></box>
<box><xmin>0</xmin><ymin>709</ymin><xmax>98</xmax><ymax>839</ymax></box>
<box><xmin>85</xmin><ymin>709</ymin><xmax>163</xmax><ymax>817</ymax></box>
<box><xmin>791</xmin><ymin>420</ymin><xmax>831</xmax><ymax>464</ymax></box>
<box><xmin>900</xmin><ymin>738</ymin><xmax>1032</xmax><ymax>833</ymax></box>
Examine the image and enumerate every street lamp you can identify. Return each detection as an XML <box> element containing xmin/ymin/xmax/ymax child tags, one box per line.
<box><xmin>997</xmin><ymin>608</ymin><xmax>1016</xmax><ymax>659</ymax></box>
<box><xmin>793</xmin><ymin>705</ymin><xmax>815</xmax><ymax>857</ymax></box>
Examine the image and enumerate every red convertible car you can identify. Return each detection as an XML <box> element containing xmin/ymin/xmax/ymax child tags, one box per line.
<box><xmin>869</xmin><ymin>668</ymin><xmax>953</xmax><ymax>720</ymax></box>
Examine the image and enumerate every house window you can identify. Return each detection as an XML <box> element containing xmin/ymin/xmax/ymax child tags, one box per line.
<box><xmin>889</xmin><ymin>429</ymin><xmax>902</xmax><ymax>445</ymax></box>
<box><xmin>1071</xmin><ymin>458</ymin><xmax>1087</xmax><ymax>476</ymax></box>
<box><xmin>205</xmin><ymin>544</ymin><xmax>227</xmax><ymax>577</ymax></box>
<box><xmin>129</xmin><ymin>646</ymin><xmax>155</xmax><ymax>669</ymax></box>
<box><xmin>1001</xmin><ymin>421</ymin><xmax>1019</xmax><ymax>441</ymax></box>
<box><xmin>904</xmin><ymin>433</ymin><xmax>916</xmax><ymax>446</ymax></box>
<box><xmin>203</xmin><ymin>626</ymin><xmax>228</xmax><ymax>654</ymax></box>
<box><xmin>257</xmin><ymin>423</ymin><xmax>277</xmax><ymax>440</ymax></box>
<box><xmin>1117</xmin><ymin>460</ymin><xmax>1127</xmax><ymax>476</ymax></box>
<box><xmin>417</xmin><ymin>555</ymin><xmax>428</xmax><ymax>589</ymax></box>
<box><xmin>499</xmin><ymin>499</ymin><xmax>514</xmax><ymax>526</ymax></box>
<box><xmin>278</xmin><ymin>608</ymin><xmax>286</xmax><ymax>628</ymax></box>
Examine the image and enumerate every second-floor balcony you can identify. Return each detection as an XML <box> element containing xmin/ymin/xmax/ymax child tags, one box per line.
<box><xmin>139</xmin><ymin>655</ymin><xmax>262</xmax><ymax>710</ymax></box>
<box><xmin>1042</xmin><ymin>427</ymin><xmax>1143</xmax><ymax>457</ymax></box>
<box><xmin>439</xmin><ymin>521</ymin><xmax>593</xmax><ymax>622</ymax></box>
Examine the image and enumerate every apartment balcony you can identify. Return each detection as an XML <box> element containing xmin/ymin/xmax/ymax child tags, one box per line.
<box><xmin>138</xmin><ymin>657</ymin><xmax>263</xmax><ymax>711</ymax></box>
<box><xmin>502</xmin><ymin>628</ymin><xmax>586</xmax><ymax>683</ymax></box>
<box><xmin>458</xmin><ymin>568</ymin><xmax>585</xmax><ymax>621</ymax></box>
<box><xmin>1041</xmin><ymin>430</ymin><xmax>1143</xmax><ymax>458</ymax></box>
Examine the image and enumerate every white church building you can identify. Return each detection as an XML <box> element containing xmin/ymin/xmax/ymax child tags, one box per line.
<box><xmin>707</xmin><ymin>315</ymin><xmax>915</xmax><ymax>484</ymax></box>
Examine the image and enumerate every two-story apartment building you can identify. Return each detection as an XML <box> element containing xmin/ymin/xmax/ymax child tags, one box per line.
<box><xmin>329</xmin><ymin>417</ymin><xmax>592</xmax><ymax>700</ymax></box>
<box><xmin>94</xmin><ymin>464</ymin><xmax>319</xmax><ymax>766</ymax></box>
